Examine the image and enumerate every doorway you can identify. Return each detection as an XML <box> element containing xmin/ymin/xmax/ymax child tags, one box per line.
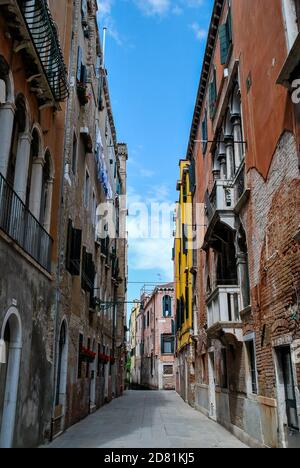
<box><xmin>0</xmin><ymin>308</ymin><xmax>22</xmax><ymax>448</ymax></box>
<box><xmin>208</xmin><ymin>351</ymin><xmax>216</xmax><ymax>421</ymax></box>
<box><xmin>275</xmin><ymin>345</ymin><xmax>300</xmax><ymax>447</ymax></box>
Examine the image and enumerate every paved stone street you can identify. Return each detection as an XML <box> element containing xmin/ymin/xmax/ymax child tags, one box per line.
<box><xmin>47</xmin><ymin>391</ymin><xmax>247</xmax><ymax>448</ymax></box>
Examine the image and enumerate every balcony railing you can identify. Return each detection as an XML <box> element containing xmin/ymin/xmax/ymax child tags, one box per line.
<box><xmin>17</xmin><ymin>0</ymin><xmax>69</xmax><ymax>102</ymax></box>
<box><xmin>207</xmin><ymin>286</ymin><xmax>241</xmax><ymax>329</ymax></box>
<box><xmin>205</xmin><ymin>180</ymin><xmax>235</xmax><ymax>224</ymax></box>
<box><xmin>0</xmin><ymin>172</ymin><xmax>52</xmax><ymax>272</ymax></box>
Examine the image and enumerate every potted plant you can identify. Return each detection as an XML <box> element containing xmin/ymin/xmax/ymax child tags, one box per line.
<box><xmin>80</xmin><ymin>347</ymin><xmax>96</xmax><ymax>363</ymax></box>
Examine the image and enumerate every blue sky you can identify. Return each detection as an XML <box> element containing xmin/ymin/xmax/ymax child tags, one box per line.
<box><xmin>98</xmin><ymin>0</ymin><xmax>213</xmax><ymax>315</ymax></box>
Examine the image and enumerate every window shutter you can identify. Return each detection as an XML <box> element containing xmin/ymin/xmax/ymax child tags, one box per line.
<box><xmin>71</xmin><ymin>228</ymin><xmax>82</xmax><ymax>276</ymax></box>
<box><xmin>66</xmin><ymin>219</ymin><xmax>73</xmax><ymax>272</ymax></box>
<box><xmin>219</xmin><ymin>23</ymin><xmax>229</xmax><ymax>65</ymax></box>
<box><xmin>172</xmin><ymin>320</ymin><xmax>175</xmax><ymax>336</ymax></box>
<box><xmin>81</xmin><ymin>0</ymin><xmax>87</xmax><ymax>18</ymax></box>
<box><xmin>189</xmin><ymin>158</ymin><xmax>196</xmax><ymax>193</ymax></box>
<box><xmin>209</xmin><ymin>71</ymin><xmax>217</xmax><ymax>119</ymax></box>
<box><xmin>161</xmin><ymin>335</ymin><xmax>164</xmax><ymax>354</ymax></box>
<box><xmin>201</xmin><ymin>111</ymin><xmax>208</xmax><ymax>153</ymax></box>
<box><xmin>171</xmin><ymin>337</ymin><xmax>175</xmax><ymax>354</ymax></box>
<box><xmin>81</xmin><ymin>64</ymin><xmax>88</xmax><ymax>85</ymax></box>
<box><xmin>77</xmin><ymin>47</ymin><xmax>82</xmax><ymax>82</ymax></box>
<box><xmin>227</xmin><ymin>8</ymin><xmax>232</xmax><ymax>43</ymax></box>
<box><xmin>81</xmin><ymin>247</ymin><xmax>86</xmax><ymax>289</ymax></box>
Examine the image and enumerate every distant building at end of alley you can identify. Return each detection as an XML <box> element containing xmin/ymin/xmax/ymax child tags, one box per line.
<box><xmin>129</xmin><ymin>284</ymin><xmax>175</xmax><ymax>391</ymax></box>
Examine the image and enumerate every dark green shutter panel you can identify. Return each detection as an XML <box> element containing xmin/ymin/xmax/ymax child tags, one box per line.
<box><xmin>219</xmin><ymin>24</ymin><xmax>229</xmax><ymax>65</ymax></box>
<box><xmin>172</xmin><ymin>320</ymin><xmax>175</xmax><ymax>336</ymax></box>
<box><xmin>171</xmin><ymin>337</ymin><xmax>175</xmax><ymax>354</ymax></box>
<box><xmin>77</xmin><ymin>47</ymin><xmax>82</xmax><ymax>82</ymax></box>
<box><xmin>161</xmin><ymin>335</ymin><xmax>164</xmax><ymax>354</ymax></box>
<box><xmin>189</xmin><ymin>158</ymin><xmax>196</xmax><ymax>193</ymax></box>
<box><xmin>227</xmin><ymin>8</ymin><xmax>232</xmax><ymax>43</ymax></box>
<box><xmin>66</xmin><ymin>219</ymin><xmax>72</xmax><ymax>272</ymax></box>
<box><xmin>71</xmin><ymin>228</ymin><xmax>82</xmax><ymax>276</ymax></box>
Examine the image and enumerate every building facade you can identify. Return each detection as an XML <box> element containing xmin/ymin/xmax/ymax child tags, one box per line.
<box><xmin>130</xmin><ymin>285</ymin><xmax>176</xmax><ymax>390</ymax></box>
<box><xmin>54</xmin><ymin>0</ymin><xmax>128</xmax><ymax>436</ymax></box>
<box><xmin>174</xmin><ymin>161</ymin><xmax>195</xmax><ymax>404</ymax></box>
<box><xmin>0</xmin><ymin>0</ymin><xmax>71</xmax><ymax>448</ymax></box>
<box><xmin>179</xmin><ymin>0</ymin><xmax>300</xmax><ymax>448</ymax></box>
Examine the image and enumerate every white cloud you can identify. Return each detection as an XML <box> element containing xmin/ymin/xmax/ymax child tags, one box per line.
<box><xmin>133</xmin><ymin>0</ymin><xmax>171</xmax><ymax>16</ymax></box>
<box><xmin>190</xmin><ymin>22</ymin><xmax>207</xmax><ymax>41</ymax></box>
<box><xmin>127</xmin><ymin>185</ymin><xmax>175</xmax><ymax>279</ymax></box>
<box><xmin>97</xmin><ymin>0</ymin><xmax>122</xmax><ymax>45</ymax></box>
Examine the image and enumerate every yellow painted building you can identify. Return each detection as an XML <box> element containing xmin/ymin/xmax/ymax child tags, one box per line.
<box><xmin>174</xmin><ymin>160</ymin><xmax>194</xmax><ymax>352</ymax></box>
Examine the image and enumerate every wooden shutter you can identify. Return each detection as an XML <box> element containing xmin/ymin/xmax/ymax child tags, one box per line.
<box><xmin>71</xmin><ymin>228</ymin><xmax>82</xmax><ymax>276</ymax></box>
<box><xmin>209</xmin><ymin>70</ymin><xmax>217</xmax><ymax>119</ymax></box>
<box><xmin>66</xmin><ymin>219</ymin><xmax>73</xmax><ymax>272</ymax></box>
<box><xmin>81</xmin><ymin>247</ymin><xmax>87</xmax><ymax>290</ymax></box>
<box><xmin>161</xmin><ymin>335</ymin><xmax>164</xmax><ymax>354</ymax></box>
<box><xmin>189</xmin><ymin>158</ymin><xmax>196</xmax><ymax>193</ymax></box>
<box><xmin>227</xmin><ymin>8</ymin><xmax>232</xmax><ymax>43</ymax></box>
<box><xmin>81</xmin><ymin>0</ymin><xmax>87</xmax><ymax>18</ymax></box>
<box><xmin>219</xmin><ymin>23</ymin><xmax>229</xmax><ymax>65</ymax></box>
<box><xmin>201</xmin><ymin>111</ymin><xmax>208</xmax><ymax>153</ymax></box>
<box><xmin>77</xmin><ymin>47</ymin><xmax>82</xmax><ymax>82</ymax></box>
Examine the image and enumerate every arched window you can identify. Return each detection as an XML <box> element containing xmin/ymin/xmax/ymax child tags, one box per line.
<box><xmin>0</xmin><ymin>56</ymin><xmax>14</xmax><ymax>178</ymax></box>
<box><xmin>7</xmin><ymin>95</ymin><xmax>27</xmax><ymax>187</ymax></box>
<box><xmin>163</xmin><ymin>295</ymin><xmax>172</xmax><ymax>318</ymax></box>
<box><xmin>40</xmin><ymin>150</ymin><xmax>54</xmax><ymax>231</ymax></box>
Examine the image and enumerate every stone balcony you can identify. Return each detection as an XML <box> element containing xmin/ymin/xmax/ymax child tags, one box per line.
<box><xmin>206</xmin><ymin>285</ymin><xmax>243</xmax><ymax>342</ymax></box>
<box><xmin>0</xmin><ymin>0</ymin><xmax>69</xmax><ymax>107</ymax></box>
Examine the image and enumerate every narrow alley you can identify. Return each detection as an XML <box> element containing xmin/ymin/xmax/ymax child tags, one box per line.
<box><xmin>47</xmin><ymin>391</ymin><xmax>247</xmax><ymax>449</ymax></box>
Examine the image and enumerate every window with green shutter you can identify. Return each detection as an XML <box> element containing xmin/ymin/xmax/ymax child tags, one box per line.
<box><xmin>189</xmin><ymin>158</ymin><xmax>196</xmax><ymax>193</ymax></box>
<box><xmin>201</xmin><ymin>110</ymin><xmax>208</xmax><ymax>154</ymax></box>
<box><xmin>209</xmin><ymin>69</ymin><xmax>217</xmax><ymax>119</ymax></box>
<box><xmin>219</xmin><ymin>8</ymin><xmax>233</xmax><ymax>65</ymax></box>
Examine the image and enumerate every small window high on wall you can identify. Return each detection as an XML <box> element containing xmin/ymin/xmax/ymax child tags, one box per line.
<box><xmin>163</xmin><ymin>295</ymin><xmax>172</xmax><ymax>317</ymax></box>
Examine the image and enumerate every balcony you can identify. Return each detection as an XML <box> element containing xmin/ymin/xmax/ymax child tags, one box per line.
<box><xmin>0</xmin><ymin>172</ymin><xmax>52</xmax><ymax>272</ymax></box>
<box><xmin>1</xmin><ymin>0</ymin><xmax>69</xmax><ymax>106</ymax></box>
<box><xmin>206</xmin><ymin>285</ymin><xmax>243</xmax><ymax>342</ymax></box>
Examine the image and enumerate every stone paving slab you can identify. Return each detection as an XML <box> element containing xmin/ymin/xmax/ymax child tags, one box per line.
<box><xmin>46</xmin><ymin>391</ymin><xmax>248</xmax><ymax>449</ymax></box>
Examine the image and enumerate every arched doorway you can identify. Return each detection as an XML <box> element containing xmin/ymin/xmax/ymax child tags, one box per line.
<box><xmin>0</xmin><ymin>307</ymin><xmax>22</xmax><ymax>448</ymax></box>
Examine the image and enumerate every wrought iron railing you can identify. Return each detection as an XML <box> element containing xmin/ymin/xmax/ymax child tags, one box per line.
<box><xmin>236</xmin><ymin>165</ymin><xmax>245</xmax><ymax>201</ymax></box>
<box><xmin>18</xmin><ymin>0</ymin><xmax>69</xmax><ymax>101</ymax></box>
<box><xmin>0</xmin><ymin>172</ymin><xmax>52</xmax><ymax>272</ymax></box>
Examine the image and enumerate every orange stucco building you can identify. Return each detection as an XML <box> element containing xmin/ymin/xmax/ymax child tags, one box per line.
<box><xmin>181</xmin><ymin>0</ymin><xmax>300</xmax><ymax>448</ymax></box>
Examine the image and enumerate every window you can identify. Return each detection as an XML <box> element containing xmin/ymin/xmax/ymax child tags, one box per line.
<box><xmin>84</xmin><ymin>170</ymin><xmax>90</xmax><ymax>209</ymax></box>
<box><xmin>72</xmin><ymin>133</ymin><xmax>77</xmax><ymax>175</ymax></box>
<box><xmin>81</xmin><ymin>248</ymin><xmax>95</xmax><ymax>293</ymax></box>
<box><xmin>97</xmin><ymin>343</ymin><xmax>101</xmax><ymax>377</ymax></box>
<box><xmin>78</xmin><ymin>333</ymin><xmax>83</xmax><ymax>379</ymax></box>
<box><xmin>246</xmin><ymin>340</ymin><xmax>258</xmax><ymax>394</ymax></box>
<box><xmin>201</xmin><ymin>110</ymin><xmax>208</xmax><ymax>153</ymax></box>
<box><xmin>161</xmin><ymin>335</ymin><xmax>174</xmax><ymax>355</ymax></box>
<box><xmin>76</xmin><ymin>47</ymin><xmax>87</xmax><ymax>85</ymax></box>
<box><xmin>185</xmin><ymin>284</ymin><xmax>189</xmax><ymax>321</ymax></box>
<box><xmin>220</xmin><ymin>348</ymin><xmax>228</xmax><ymax>389</ymax></box>
<box><xmin>219</xmin><ymin>8</ymin><xmax>232</xmax><ymax>65</ymax></box>
<box><xmin>66</xmin><ymin>220</ymin><xmax>82</xmax><ymax>276</ymax></box>
<box><xmin>86</xmin><ymin>338</ymin><xmax>91</xmax><ymax>378</ymax></box>
<box><xmin>163</xmin><ymin>295</ymin><xmax>172</xmax><ymax>318</ymax></box>
<box><xmin>209</xmin><ymin>69</ymin><xmax>217</xmax><ymax>119</ymax></box>
<box><xmin>282</xmin><ymin>0</ymin><xmax>300</xmax><ymax>51</ymax></box>
<box><xmin>92</xmin><ymin>191</ymin><xmax>96</xmax><ymax>227</ymax></box>
<box><xmin>147</xmin><ymin>310</ymin><xmax>150</xmax><ymax>327</ymax></box>
<box><xmin>163</xmin><ymin>365</ymin><xmax>173</xmax><ymax>376</ymax></box>
<box><xmin>189</xmin><ymin>158</ymin><xmax>196</xmax><ymax>193</ymax></box>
